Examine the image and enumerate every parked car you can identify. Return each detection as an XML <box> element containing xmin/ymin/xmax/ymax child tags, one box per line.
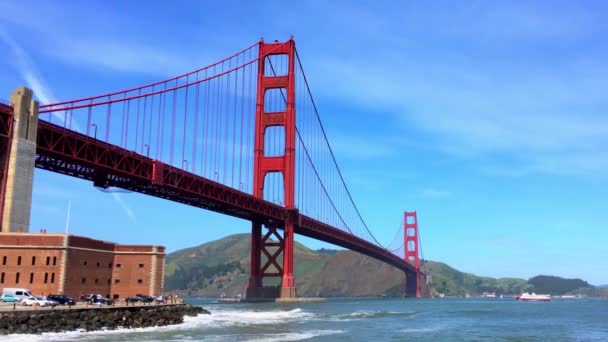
<box><xmin>125</xmin><ymin>296</ymin><xmax>141</xmax><ymax>303</ymax></box>
<box><xmin>89</xmin><ymin>295</ymin><xmax>113</xmax><ymax>306</ymax></box>
<box><xmin>1</xmin><ymin>288</ymin><xmax>33</xmax><ymax>302</ymax></box>
<box><xmin>80</xmin><ymin>293</ymin><xmax>97</xmax><ymax>302</ymax></box>
<box><xmin>136</xmin><ymin>294</ymin><xmax>155</xmax><ymax>303</ymax></box>
<box><xmin>0</xmin><ymin>294</ymin><xmax>21</xmax><ymax>302</ymax></box>
<box><xmin>47</xmin><ymin>294</ymin><xmax>76</xmax><ymax>305</ymax></box>
<box><xmin>21</xmin><ymin>296</ymin><xmax>58</xmax><ymax>307</ymax></box>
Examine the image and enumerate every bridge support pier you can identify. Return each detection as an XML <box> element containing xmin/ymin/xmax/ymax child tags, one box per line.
<box><xmin>1</xmin><ymin>87</ymin><xmax>38</xmax><ymax>233</ymax></box>
<box><xmin>280</xmin><ymin>221</ymin><xmax>296</xmax><ymax>298</ymax></box>
<box><xmin>246</xmin><ymin>220</ymin><xmax>297</xmax><ymax>300</ymax></box>
<box><xmin>405</xmin><ymin>271</ymin><xmax>419</xmax><ymax>297</ymax></box>
<box><xmin>246</xmin><ymin>222</ymin><xmax>263</xmax><ymax>298</ymax></box>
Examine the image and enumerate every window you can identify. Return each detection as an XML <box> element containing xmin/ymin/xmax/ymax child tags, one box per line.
<box><xmin>81</xmin><ymin>278</ymin><xmax>86</xmax><ymax>284</ymax></box>
<box><xmin>2</xmin><ymin>256</ymin><xmax>6</xmax><ymax>265</ymax></box>
<box><xmin>46</xmin><ymin>256</ymin><xmax>50</xmax><ymax>266</ymax></box>
<box><xmin>0</xmin><ymin>272</ymin><xmax>4</xmax><ymax>283</ymax></box>
<box><xmin>53</xmin><ymin>257</ymin><xmax>57</xmax><ymax>266</ymax></box>
<box><xmin>96</xmin><ymin>262</ymin><xmax>100</xmax><ymax>267</ymax></box>
<box><xmin>113</xmin><ymin>294</ymin><xmax>119</xmax><ymax>300</ymax></box>
<box><xmin>51</xmin><ymin>273</ymin><xmax>55</xmax><ymax>284</ymax></box>
<box><xmin>17</xmin><ymin>256</ymin><xmax>21</xmax><ymax>266</ymax></box>
<box><xmin>107</xmin><ymin>279</ymin><xmax>111</xmax><ymax>285</ymax></box>
<box><xmin>137</xmin><ymin>279</ymin><xmax>143</xmax><ymax>284</ymax></box>
<box><xmin>108</xmin><ymin>263</ymin><xmax>112</xmax><ymax>268</ymax></box>
<box><xmin>95</xmin><ymin>278</ymin><xmax>99</xmax><ymax>284</ymax></box>
<box><xmin>139</xmin><ymin>264</ymin><xmax>144</xmax><ymax>268</ymax></box>
<box><xmin>29</xmin><ymin>272</ymin><xmax>34</xmax><ymax>284</ymax></box>
<box><xmin>15</xmin><ymin>272</ymin><xmax>20</xmax><ymax>284</ymax></box>
<box><xmin>114</xmin><ymin>279</ymin><xmax>120</xmax><ymax>284</ymax></box>
<box><xmin>83</xmin><ymin>261</ymin><xmax>88</xmax><ymax>266</ymax></box>
<box><xmin>116</xmin><ymin>263</ymin><xmax>122</xmax><ymax>268</ymax></box>
<box><xmin>44</xmin><ymin>273</ymin><xmax>48</xmax><ymax>283</ymax></box>
<box><xmin>32</xmin><ymin>256</ymin><xmax>36</xmax><ymax>266</ymax></box>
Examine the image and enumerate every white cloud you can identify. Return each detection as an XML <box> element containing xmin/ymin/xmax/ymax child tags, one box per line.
<box><xmin>45</xmin><ymin>39</ymin><xmax>198</xmax><ymax>77</ymax></box>
<box><xmin>285</xmin><ymin>2</ymin><xmax>608</xmax><ymax>178</ymax></box>
<box><xmin>329</xmin><ymin>135</ymin><xmax>394</xmax><ymax>160</ymax></box>
<box><xmin>1</xmin><ymin>27</ymin><xmax>138</xmax><ymax>222</ymax></box>
<box><xmin>420</xmin><ymin>188</ymin><xmax>453</xmax><ymax>199</ymax></box>
<box><xmin>307</xmin><ymin>44</ymin><xmax>608</xmax><ymax>178</ymax></box>
<box><xmin>0</xmin><ymin>27</ymin><xmax>57</xmax><ymax>104</ymax></box>
<box><xmin>111</xmin><ymin>193</ymin><xmax>136</xmax><ymax>223</ymax></box>
<box><xmin>33</xmin><ymin>184</ymin><xmax>79</xmax><ymax>199</ymax></box>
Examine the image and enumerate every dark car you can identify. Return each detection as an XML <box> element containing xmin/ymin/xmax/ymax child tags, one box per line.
<box><xmin>47</xmin><ymin>294</ymin><xmax>76</xmax><ymax>305</ymax></box>
<box><xmin>90</xmin><ymin>295</ymin><xmax>113</xmax><ymax>306</ymax></box>
<box><xmin>136</xmin><ymin>294</ymin><xmax>155</xmax><ymax>303</ymax></box>
<box><xmin>125</xmin><ymin>296</ymin><xmax>141</xmax><ymax>303</ymax></box>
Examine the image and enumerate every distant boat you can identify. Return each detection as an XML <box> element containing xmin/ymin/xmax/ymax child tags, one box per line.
<box><xmin>482</xmin><ymin>292</ymin><xmax>496</xmax><ymax>298</ymax></box>
<box><xmin>516</xmin><ymin>293</ymin><xmax>551</xmax><ymax>301</ymax></box>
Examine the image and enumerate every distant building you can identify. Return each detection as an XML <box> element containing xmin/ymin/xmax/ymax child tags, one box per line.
<box><xmin>0</xmin><ymin>232</ymin><xmax>165</xmax><ymax>300</ymax></box>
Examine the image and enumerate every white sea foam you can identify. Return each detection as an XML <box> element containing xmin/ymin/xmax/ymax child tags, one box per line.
<box><xmin>245</xmin><ymin>330</ymin><xmax>345</xmax><ymax>342</ymax></box>
<box><xmin>2</xmin><ymin>307</ymin><xmax>316</xmax><ymax>341</ymax></box>
<box><xmin>197</xmin><ymin>307</ymin><xmax>315</xmax><ymax>326</ymax></box>
<box><xmin>333</xmin><ymin>310</ymin><xmax>416</xmax><ymax>319</ymax></box>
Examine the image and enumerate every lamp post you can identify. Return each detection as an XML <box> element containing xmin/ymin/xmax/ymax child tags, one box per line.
<box><xmin>182</xmin><ymin>159</ymin><xmax>188</xmax><ymax>170</ymax></box>
<box><xmin>143</xmin><ymin>144</ymin><xmax>150</xmax><ymax>157</ymax></box>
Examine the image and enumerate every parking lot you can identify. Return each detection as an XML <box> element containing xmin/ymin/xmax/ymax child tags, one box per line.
<box><xmin>0</xmin><ymin>299</ymin><xmax>184</xmax><ymax>312</ymax></box>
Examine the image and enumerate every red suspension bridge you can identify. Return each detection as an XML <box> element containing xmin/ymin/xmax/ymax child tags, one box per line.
<box><xmin>0</xmin><ymin>38</ymin><xmax>427</xmax><ymax>298</ymax></box>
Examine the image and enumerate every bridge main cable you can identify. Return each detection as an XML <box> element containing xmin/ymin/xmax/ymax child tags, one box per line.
<box><xmin>294</xmin><ymin>49</ymin><xmax>383</xmax><ymax>247</ymax></box>
<box><xmin>39</xmin><ymin>42</ymin><xmax>261</xmax><ymax>111</ymax></box>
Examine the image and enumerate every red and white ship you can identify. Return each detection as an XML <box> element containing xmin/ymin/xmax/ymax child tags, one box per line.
<box><xmin>516</xmin><ymin>292</ymin><xmax>551</xmax><ymax>301</ymax></box>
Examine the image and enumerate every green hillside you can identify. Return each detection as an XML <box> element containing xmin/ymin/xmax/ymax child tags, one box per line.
<box><xmin>423</xmin><ymin>261</ymin><xmax>533</xmax><ymax>296</ymax></box>
<box><xmin>528</xmin><ymin>275</ymin><xmax>591</xmax><ymax>294</ymax></box>
<box><xmin>164</xmin><ymin>234</ymin><xmax>598</xmax><ymax>297</ymax></box>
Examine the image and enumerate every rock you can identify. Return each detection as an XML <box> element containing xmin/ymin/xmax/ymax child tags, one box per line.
<box><xmin>0</xmin><ymin>304</ymin><xmax>210</xmax><ymax>335</ymax></box>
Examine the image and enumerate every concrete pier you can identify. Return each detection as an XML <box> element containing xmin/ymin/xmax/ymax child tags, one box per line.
<box><xmin>1</xmin><ymin>87</ymin><xmax>38</xmax><ymax>232</ymax></box>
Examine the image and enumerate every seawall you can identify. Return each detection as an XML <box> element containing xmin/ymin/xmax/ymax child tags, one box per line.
<box><xmin>0</xmin><ymin>303</ymin><xmax>208</xmax><ymax>335</ymax></box>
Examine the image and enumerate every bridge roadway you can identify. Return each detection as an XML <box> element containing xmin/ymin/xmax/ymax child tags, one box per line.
<box><xmin>34</xmin><ymin>119</ymin><xmax>417</xmax><ymax>277</ymax></box>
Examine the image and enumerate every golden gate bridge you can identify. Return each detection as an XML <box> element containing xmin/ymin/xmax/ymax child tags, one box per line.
<box><xmin>0</xmin><ymin>38</ymin><xmax>427</xmax><ymax>299</ymax></box>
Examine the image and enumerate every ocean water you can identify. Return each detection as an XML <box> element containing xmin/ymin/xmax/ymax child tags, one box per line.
<box><xmin>5</xmin><ymin>297</ymin><xmax>608</xmax><ymax>341</ymax></box>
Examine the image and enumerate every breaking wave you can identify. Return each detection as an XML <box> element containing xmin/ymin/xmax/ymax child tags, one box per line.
<box><xmin>330</xmin><ymin>309</ymin><xmax>419</xmax><ymax>320</ymax></box>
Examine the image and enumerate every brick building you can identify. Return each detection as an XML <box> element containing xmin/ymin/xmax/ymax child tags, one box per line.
<box><xmin>0</xmin><ymin>232</ymin><xmax>165</xmax><ymax>300</ymax></box>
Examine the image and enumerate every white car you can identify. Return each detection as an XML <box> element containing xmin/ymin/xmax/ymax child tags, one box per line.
<box><xmin>21</xmin><ymin>296</ymin><xmax>58</xmax><ymax>307</ymax></box>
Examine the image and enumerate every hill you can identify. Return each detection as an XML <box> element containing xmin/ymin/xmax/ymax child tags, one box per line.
<box><xmin>164</xmin><ymin>233</ymin><xmax>404</xmax><ymax>297</ymax></box>
<box><xmin>423</xmin><ymin>261</ymin><xmax>532</xmax><ymax>296</ymax></box>
<box><xmin>528</xmin><ymin>275</ymin><xmax>592</xmax><ymax>295</ymax></box>
<box><xmin>164</xmin><ymin>234</ymin><xmax>597</xmax><ymax>297</ymax></box>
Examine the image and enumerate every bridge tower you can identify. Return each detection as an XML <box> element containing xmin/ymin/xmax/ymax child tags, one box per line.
<box><xmin>0</xmin><ymin>87</ymin><xmax>39</xmax><ymax>233</ymax></box>
<box><xmin>247</xmin><ymin>38</ymin><xmax>297</xmax><ymax>299</ymax></box>
<box><xmin>404</xmin><ymin>211</ymin><xmax>421</xmax><ymax>297</ymax></box>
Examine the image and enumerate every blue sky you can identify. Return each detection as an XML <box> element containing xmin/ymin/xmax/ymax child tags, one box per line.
<box><xmin>1</xmin><ymin>1</ymin><xmax>607</xmax><ymax>284</ymax></box>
